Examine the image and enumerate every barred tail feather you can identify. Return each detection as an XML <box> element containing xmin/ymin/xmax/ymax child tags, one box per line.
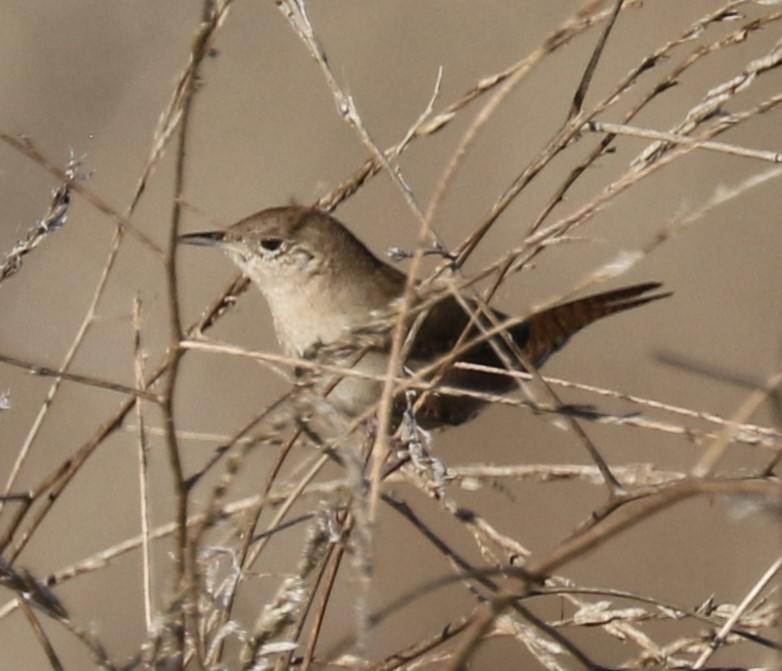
<box><xmin>514</xmin><ymin>282</ymin><xmax>671</xmax><ymax>368</ymax></box>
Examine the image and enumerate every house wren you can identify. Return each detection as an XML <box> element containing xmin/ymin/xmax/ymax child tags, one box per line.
<box><xmin>180</xmin><ymin>206</ymin><xmax>669</xmax><ymax>428</ymax></box>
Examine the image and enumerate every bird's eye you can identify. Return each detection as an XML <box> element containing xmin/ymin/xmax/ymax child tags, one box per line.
<box><xmin>260</xmin><ymin>238</ymin><xmax>284</xmax><ymax>252</ymax></box>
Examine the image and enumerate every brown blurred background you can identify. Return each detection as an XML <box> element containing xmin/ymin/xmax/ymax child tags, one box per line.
<box><xmin>0</xmin><ymin>1</ymin><xmax>780</xmax><ymax>668</ymax></box>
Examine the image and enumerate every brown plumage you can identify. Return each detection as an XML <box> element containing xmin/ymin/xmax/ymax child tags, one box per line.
<box><xmin>181</xmin><ymin>206</ymin><xmax>670</xmax><ymax>428</ymax></box>
<box><xmin>406</xmin><ymin>282</ymin><xmax>669</xmax><ymax>426</ymax></box>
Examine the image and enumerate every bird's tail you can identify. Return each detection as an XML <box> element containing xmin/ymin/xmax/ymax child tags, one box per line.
<box><xmin>513</xmin><ymin>282</ymin><xmax>671</xmax><ymax>368</ymax></box>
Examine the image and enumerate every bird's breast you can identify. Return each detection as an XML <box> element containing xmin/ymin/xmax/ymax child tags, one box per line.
<box><xmin>260</xmin><ymin>280</ymin><xmax>368</xmax><ymax>357</ymax></box>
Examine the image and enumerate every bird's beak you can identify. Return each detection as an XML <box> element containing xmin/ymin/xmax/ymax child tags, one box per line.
<box><xmin>178</xmin><ymin>230</ymin><xmax>228</xmax><ymax>247</ymax></box>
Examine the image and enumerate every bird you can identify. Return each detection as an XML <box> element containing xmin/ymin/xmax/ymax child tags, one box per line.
<box><xmin>180</xmin><ymin>206</ymin><xmax>669</xmax><ymax>429</ymax></box>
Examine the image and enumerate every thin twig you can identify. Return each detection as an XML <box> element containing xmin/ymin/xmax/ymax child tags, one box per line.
<box><xmin>0</xmin><ymin>181</ymin><xmax>70</xmax><ymax>284</ymax></box>
<box><xmin>132</xmin><ymin>297</ymin><xmax>154</xmax><ymax>634</ymax></box>
<box><xmin>0</xmin><ymin>351</ymin><xmax>162</xmax><ymax>404</ymax></box>
<box><xmin>586</xmin><ymin>120</ymin><xmax>782</xmax><ymax>163</ymax></box>
<box><xmin>691</xmin><ymin>556</ymin><xmax>782</xmax><ymax>668</ymax></box>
